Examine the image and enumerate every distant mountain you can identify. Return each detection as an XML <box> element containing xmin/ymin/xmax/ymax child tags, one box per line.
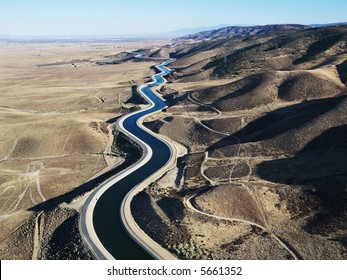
<box><xmin>177</xmin><ymin>24</ymin><xmax>310</xmax><ymax>41</ymax></box>
<box><xmin>309</xmin><ymin>22</ymin><xmax>347</xmax><ymax>27</ymax></box>
<box><xmin>154</xmin><ymin>25</ymin><xmax>229</xmax><ymax>38</ymax></box>
<box><xmin>167</xmin><ymin>25</ymin><xmax>347</xmax><ymax>80</ymax></box>
<box><xmin>0</xmin><ymin>35</ymin><xmax>152</xmax><ymax>44</ymax></box>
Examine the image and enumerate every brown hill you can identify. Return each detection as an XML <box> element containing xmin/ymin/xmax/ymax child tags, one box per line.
<box><xmin>178</xmin><ymin>24</ymin><xmax>309</xmax><ymax>41</ymax></box>
<box><xmin>134</xmin><ymin>25</ymin><xmax>347</xmax><ymax>260</ymax></box>
<box><xmin>190</xmin><ymin>70</ymin><xmax>343</xmax><ymax>112</ymax></box>
<box><xmin>278</xmin><ymin>72</ymin><xmax>343</xmax><ymax>101</ymax></box>
<box><xmin>167</xmin><ymin>26</ymin><xmax>347</xmax><ymax>81</ymax></box>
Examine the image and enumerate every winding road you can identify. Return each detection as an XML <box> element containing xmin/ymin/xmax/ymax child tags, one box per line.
<box><xmin>80</xmin><ymin>61</ymin><xmax>176</xmax><ymax>260</ymax></box>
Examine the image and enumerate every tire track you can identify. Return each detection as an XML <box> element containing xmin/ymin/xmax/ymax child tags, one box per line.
<box><xmin>186</xmin><ymin>193</ymin><xmax>299</xmax><ymax>260</ymax></box>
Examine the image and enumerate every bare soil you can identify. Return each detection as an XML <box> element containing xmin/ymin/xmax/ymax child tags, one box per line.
<box><xmin>135</xmin><ymin>27</ymin><xmax>347</xmax><ymax>259</ymax></box>
<box><xmin>0</xmin><ymin>41</ymin><xmax>167</xmax><ymax>259</ymax></box>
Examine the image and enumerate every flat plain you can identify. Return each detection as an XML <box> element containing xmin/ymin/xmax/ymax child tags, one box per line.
<box><xmin>0</xmin><ymin>40</ymin><xmax>168</xmax><ymax>259</ymax></box>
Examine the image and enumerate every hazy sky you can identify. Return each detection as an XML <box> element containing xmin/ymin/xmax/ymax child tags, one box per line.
<box><xmin>1</xmin><ymin>0</ymin><xmax>346</xmax><ymax>36</ymax></box>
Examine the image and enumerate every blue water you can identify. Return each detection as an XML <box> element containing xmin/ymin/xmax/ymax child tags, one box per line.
<box><xmin>92</xmin><ymin>62</ymin><xmax>172</xmax><ymax>260</ymax></box>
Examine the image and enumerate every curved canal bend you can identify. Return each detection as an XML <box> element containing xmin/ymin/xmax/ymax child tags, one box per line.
<box><xmin>81</xmin><ymin>61</ymin><xmax>174</xmax><ymax>259</ymax></box>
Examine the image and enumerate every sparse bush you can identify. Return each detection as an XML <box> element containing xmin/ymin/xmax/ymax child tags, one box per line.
<box><xmin>171</xmin><ymin>240</ymin><xmax>204</xmax><ymax>259</ymax></box>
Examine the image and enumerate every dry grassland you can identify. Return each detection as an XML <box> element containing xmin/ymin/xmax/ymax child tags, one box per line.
<box><xmin>0</xmin><ymin>40</ymin><xmax>167</xmax><ymax>259</ymax></box>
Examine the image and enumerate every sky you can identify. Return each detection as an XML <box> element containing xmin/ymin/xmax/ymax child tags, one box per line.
<box><xmin>0</xmin><ymin>0</ymin><xmax>346</xmax><ymax>36</ymax></box>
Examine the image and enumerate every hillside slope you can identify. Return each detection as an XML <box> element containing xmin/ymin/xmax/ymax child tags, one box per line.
<box><xmin>178</xmin><ymin>24</ymin><xmax>309</xmax><ymax>41</ymax></box>
<box><xmin>130</xmin><ymin>25</ymin><xmax>347</xmax><ymax>260</ymax></box>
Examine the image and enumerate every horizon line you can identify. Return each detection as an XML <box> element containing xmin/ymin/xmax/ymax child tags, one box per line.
<box><xmin>1</xmin><ymin>21</ymin><xmax>346</xmax><ymax>38</ymax></box>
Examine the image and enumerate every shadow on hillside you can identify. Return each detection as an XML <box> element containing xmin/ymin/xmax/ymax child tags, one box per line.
<box><xmin>209</xmin><ymin>96</ymin><xmax>346</xmax><ymax>150</ymax></box>
<box><xmin>46</xmin><ymin>213</ymin><xmax>94</xmax><ymax>260</ymax></box>
<box><xmin>211</xmin><ymin>75</ymin><xmax>263</xmax><ymax>103</ymax></box>
<box><xmin>337</xmin><ymin>59</ymin><xmax>347</xmax><ymax>86</ymax></box>
<box><xmin>157</xmin><ymin>197</ymin><xmax>185</xmax><ymax>223</ymax></box>
<box><xmin>294</xmin><ymin>32</ymin><xmax>345</xmax><ymax>65</ymax></box>
<box><xmin>256</xmin><ymin>125</ymin><xmax>347</xmax><ymax>236</ymax></box>
<box><xmin>131</xmin><ymin>192</ymin><xmax>169</xmax><ymax>245</ymax></box>
<box><xmin>125</xmin><ymin>85</ymin><xmax>147</xmax><ymax>105</ymax></box>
